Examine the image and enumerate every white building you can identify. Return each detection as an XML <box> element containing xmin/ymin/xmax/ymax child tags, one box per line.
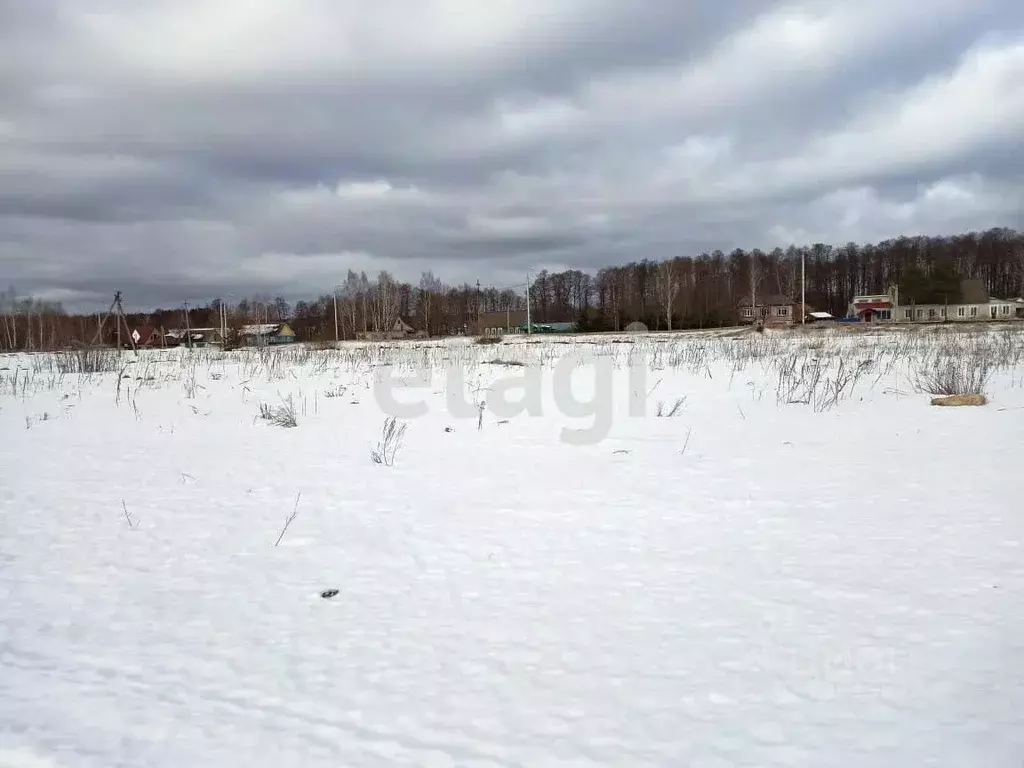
<box><xmin>848</xmin><ymin>280</ymin><xmax>1023</xmax><ymax>324</ymax></box>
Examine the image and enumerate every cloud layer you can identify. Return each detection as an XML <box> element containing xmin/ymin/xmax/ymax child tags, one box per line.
<box><xmin>2</xmin><ymin>0</ymin><xmax>1023</xmax><ymax>310</ymax></box>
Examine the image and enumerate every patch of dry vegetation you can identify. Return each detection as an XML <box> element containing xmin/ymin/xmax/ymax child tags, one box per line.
<box><xmin>930</xmin><ymin>394</ymin><xmax>987</xmax><ymax>407</ymax></box>
<box><xmin>1</xmin><ymin>324</ymin><xmax>1021</xmax><ymax>423</ymax></box>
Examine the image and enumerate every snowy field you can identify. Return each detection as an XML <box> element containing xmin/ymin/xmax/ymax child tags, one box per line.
<box><xmin>2</xmin><ymin>325</ymin><xmax>1023</xmax><ymax>767</ymax></box>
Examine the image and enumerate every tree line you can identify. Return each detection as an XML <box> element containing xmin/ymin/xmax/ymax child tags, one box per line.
<box><xmin>2</xmin><ymin>227</ymin><xmax>1022</xmax><ymax>350</ymax></box>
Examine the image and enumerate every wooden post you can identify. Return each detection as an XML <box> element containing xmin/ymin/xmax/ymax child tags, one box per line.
<box><xmin>114</xmin><ymin>292</ymin><xmax>138</xmax><ymax>355</ymax></box>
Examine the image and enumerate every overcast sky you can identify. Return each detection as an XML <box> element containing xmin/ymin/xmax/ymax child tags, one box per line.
<box><xmin>2</xmin><ymin>1</ymin><xmax>1023</xmax><ymax>311</ymax></box>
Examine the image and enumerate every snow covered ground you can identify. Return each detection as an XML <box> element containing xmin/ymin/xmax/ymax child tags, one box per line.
<box><xmin>2</xmin><ymin>326</ymin><xmax>1023</xmax><ymax>767</ymax></box>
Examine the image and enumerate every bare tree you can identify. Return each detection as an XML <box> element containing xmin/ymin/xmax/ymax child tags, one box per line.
<box><xmin>419</xmin><ymin>271</ymin><xmax>442</xmax><ymax>336</ymax></box>
<box><xmin>656</xmin><ymin>258</ymin><xmax>680</xmax><ymax>330</ymax></box>
<box><xmin>0</xmin><ymin>286</ymin><xmax>16</xmax><ymax>351</ymax></box>
<box><xmin>373</xmin><ymin>270</ymin><xmax>399</xmax><ymax>331</ymax></box>
<box><xmin>1015</xmin><ymin>239</ymin><xmax>1024</xmax><ymax>295</ymax></box>
<box><xmin>272</xmin><ymin>296</ymin><xmax>291</xmax><ymax>322</ymax></box>
<box><xmin>359</xmin><ymin>271</ymin><xmax>370</xmax><ymax>333</ymax></box>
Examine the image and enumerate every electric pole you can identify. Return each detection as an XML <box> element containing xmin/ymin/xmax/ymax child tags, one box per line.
<box><xmin>91</xmin><ymin>291</ymin><xmax>137</xmax><ymax>355</ymax></box>
<box><xmin>525</xmin><ymin>271</ymin><xmax>532</xmax><ymax>334</ymax></box>
<box><xmin>801</xmin><ymin>251</ymin><xmax>806</xmax><ymax>325</ymax></box>
<box><xmin>476</xmin><ymin>279</ymin><xmax>482</xmax><ymax>335</ymax></box>
<box><xmin>183</xmin><ymin>300</ymin><xmax>191</xmax><ymax>348</ymax></box>
<box><xmin>220</xmin><ymin>298</ymin><xmax>228</xmax><ymax>345</ymax></box>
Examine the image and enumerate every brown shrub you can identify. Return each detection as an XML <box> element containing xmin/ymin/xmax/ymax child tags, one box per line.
<box><xmin>930</xmin><ymin>394</ymin><xmax>987</xmax><ymax>407</ymax></box>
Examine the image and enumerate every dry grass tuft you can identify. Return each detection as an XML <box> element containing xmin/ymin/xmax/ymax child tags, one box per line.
<box><xmin>370</xmin><ymin>416</ymin><xmax>408</xmax><ymax>466</ymax></box>
<box><xmin>258</xmin><ymin>395</ymin><xmax>299</xmax><ymax>427</ymax></box>
<box><xmin>54</xmin><ymin>347</ymin><xmax>120</xmax><ymax>374</ymax></box>
<box><xmin>913</xmin><ymin>357</ymin><xmax>991</xmax><ymax>397</ymax></box>
<box><xmin>930</xmin><ymin>394</ymin><xmax>987</xmax><ymax>407</ymax></box>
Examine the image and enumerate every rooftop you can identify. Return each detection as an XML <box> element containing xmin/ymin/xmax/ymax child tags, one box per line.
<box><xmin>737</xmin><ymin>294</ymin><xmax>793</xmax><ymax>307</ymax></box>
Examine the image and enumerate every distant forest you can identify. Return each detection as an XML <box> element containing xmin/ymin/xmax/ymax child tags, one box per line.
<box><xmin>2</xmin><ymin>227</ymin><xmax>1023</xmax><ymax>350</ymax></box>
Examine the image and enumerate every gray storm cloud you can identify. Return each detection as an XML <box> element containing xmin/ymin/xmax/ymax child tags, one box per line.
<box><xmin>1</xmin><ymin>0</ymin><xmax>1022</xmax><ymax>311</ymax></box>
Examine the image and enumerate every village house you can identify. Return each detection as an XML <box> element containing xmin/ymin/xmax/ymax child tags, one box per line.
<box><xmin>479</xmin><ymin>309</ymin><xmax>528</xmax><ymax>336</ymax></box>
<box><xmin>161</xmin><ymin>327</ymin><xmax>226</xmax><ymax>348</ymax></box>
<box><xmin>124</xmin><ymin>326</ymin><xmax>224</xmax><ymax>348</ymax></box>
<box><xmin>847</xmin><ymin>290</ymin><xmax>897</xmax><ymax>322</ymax></box>
<box><xmin>125</xmin><ymin>325</ymin><xmax>162</xmax><ymax>348</ymax></box>
<box><xmin>240</xmin><ymin>323</ymin><xmax>297</xmax><ymax>346</ymax></box>
<box><xmin>737</xmin><ymin>294</ymin><xmax>799</xmax><ymax>326</ymax></box>
<box><xmin>355</xmin><ymin>317</ymin><xmax>424</xmax><ymax>341</ymax></box>
<box><xmin>847</xmin><ymin>280</ymin><xmax>1022</xmax><ymax>324</ymax></box>
<box><xmin>477</xmin><ymin>310</ymin><xmax>582</xmax><ymax>336</ymax></box>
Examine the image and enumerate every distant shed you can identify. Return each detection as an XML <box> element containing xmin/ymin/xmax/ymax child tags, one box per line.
<box><xmin>805</xmin><ymin>311</ymin><xmax>835</xmax><ymax>323</ymax></box>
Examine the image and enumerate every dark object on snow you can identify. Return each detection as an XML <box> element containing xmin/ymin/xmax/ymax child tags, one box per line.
<box><xmin>320</xmin><ymin>589</ymin><xmax>339</xmax><ymax>599</ymax></box>
<box><xmin>444</xmin><ymin>426</ymin><xmax>454</xmax><ymax>432</ymax></box>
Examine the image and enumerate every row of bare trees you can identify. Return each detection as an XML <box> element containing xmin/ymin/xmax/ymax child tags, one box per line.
<box><xmin>0</xmin><ymin>287</ymin><xmax>70</xmax><ymax>351</ymax></box>
<box><xmin>2</xmin><ymin>228</ymin><xmax>1023</xmax><ymax>350</ymax></box>
<box><xmin>292</xmin><ymin>270</ymin><xmax>527</xmax><ymax>341</ymax></box>
<box><xmin>589</xmin><ymin>228</ymin><xmax>1024</xmax><ymax>330</ymax></box>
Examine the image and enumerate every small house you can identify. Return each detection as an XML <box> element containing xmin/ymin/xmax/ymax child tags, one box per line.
<box><xmin>480</xmin><ymin>309</ymin><xmax>528</xmax><ymax>336</ymax></box>
<box><xmin>186</xmin><ymin>327</ymin><xmax>224</xmax><ymax>347</ymax></box>
<box><xmin>804</xmin><ymin>311</ymin><xmax>835</xmax><ymax>323</ymax></box>
<box><xmin>240</xmin><ymin>323</ymin><xmax>297</xmax><ymax>346</ymax></box>
<box><xmin>163</xmin><ymin>327</ymin><xmax>225</xmax><ymax>348</ymax></box>
<box><xmin>848</xmin><ymin>290</ymin><xmax>896</xmax><ymax>322</ymax></box>
<box><xmin>390</xmin><ymin>317</ymin><xmax>418</xmax><ymax>338</ymax></box>
<box><xmin>127</xmin><ymin>325</ymin><xmax>162</xmax><ymax>348</ymax></box>
<box><xmin>355</xmin><ymin>317</ymin><xmax>424</xmax><ymax>341</ymax></box>
<box><xmin>737</xmin><ymin>294</ymin><xmax>796</xmax><ymax>326</ymax></box>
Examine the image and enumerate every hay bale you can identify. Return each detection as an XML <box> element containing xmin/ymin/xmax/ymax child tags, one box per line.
<box><xmin>930</xmin><ymin>394</ymin><xmax>987</xmax><ymax>407</ymax></box>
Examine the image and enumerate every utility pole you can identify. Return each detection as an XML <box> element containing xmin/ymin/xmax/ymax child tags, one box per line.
<box><xmin>476</xmin><ymin>279</ymin><xmax>482</xmax><ymax>335</ymax></box>
<box><xmin>183</xmin><ymin>300</ymin><xmax>191</xmax><ymax>348</ymax></box>
<box><xmin>801</xmin><ymin>250</ymin><xmax>806</xmax><ymax>325</ymax></box>
<box><xmin>525</xmin><ymin>271</ymin><xmax>532</xmax><ymax>334</ymax></box>
<box><xmin>91</xmin><ymin>291</ymin><xmax>137</xmax><ymax>355</ymax></box>
<box><xmin>114</xmin><ymin>291</ymin><xmax>137</xmax><ymax>355</ymax></box>
<box><xmin>220</xmin><ymin>298</ymin><xmax>228</xmax><ymax>345</ymax></box>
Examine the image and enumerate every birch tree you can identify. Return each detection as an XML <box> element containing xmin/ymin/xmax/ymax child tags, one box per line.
<box><xmin>418</xmin><ymin>271</ymin><xmax>442</xmax><ymax>336</ymax></box>
<box><xmin>656</xmin><ymin>258</ymin><xmax>680</xmax><ymax>330</ymax></box>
